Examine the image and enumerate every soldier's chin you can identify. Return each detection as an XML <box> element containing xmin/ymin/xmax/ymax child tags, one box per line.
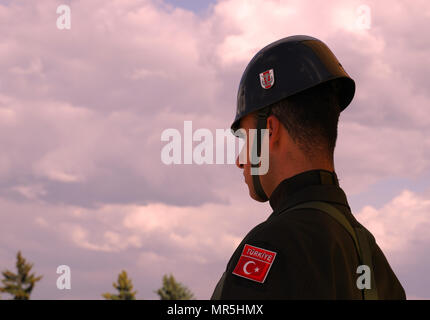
<box><xmin>249</xmin><ymin>188</ymin><xmax>267</xmax><ymax>203</ymax></box>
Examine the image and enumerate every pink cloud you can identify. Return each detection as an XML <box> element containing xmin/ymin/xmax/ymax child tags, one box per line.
<box><xmin>0</xmin><ymin>0</ymin><xmax>429</xmax><ymax>299</ymax></box>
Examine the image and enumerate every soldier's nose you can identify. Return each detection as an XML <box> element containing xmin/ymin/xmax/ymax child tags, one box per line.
<box><xmin>236</xmin><ymin>155</ymin><xmax>244</xmax><ymax>169</ymax></box>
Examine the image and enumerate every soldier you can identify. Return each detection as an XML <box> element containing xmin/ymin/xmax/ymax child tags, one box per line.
<box><xmin>211</xmin><ymin>35</ymin><xmax>406</xmax><ymax>299</ymax></box>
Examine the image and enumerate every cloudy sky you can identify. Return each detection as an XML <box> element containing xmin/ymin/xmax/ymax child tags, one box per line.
<box><xmin>0</xmin><ymin>0</ymin><xmax>429</xmax><ymax>299</ymax></box>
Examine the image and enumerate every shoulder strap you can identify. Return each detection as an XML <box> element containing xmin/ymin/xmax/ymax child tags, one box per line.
<box><xmin>283</xmin><ymin>201</ymin><xmax>379</xmax><ymax>300</ymax></box>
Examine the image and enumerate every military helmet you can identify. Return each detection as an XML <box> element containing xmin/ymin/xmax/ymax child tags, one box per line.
<box><xmin>232</xmin><ymin>35</ymin><xmax>355</xmax><ymax>202</ymax></box>
<box><xmin>231</xmin><ymin>35</ymin><xmax>355</xmax><ymax>132</ymax></box>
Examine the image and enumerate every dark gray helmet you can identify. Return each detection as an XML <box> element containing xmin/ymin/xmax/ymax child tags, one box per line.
<box><xmin>231</xmin><ymin>35</ymin><xmax>355</xmax><ymax>132</ymax></box>
<box><xmin>232</xmin><ymin>35</ymin><xmax>355</xmax><ymax>201</ymax></box>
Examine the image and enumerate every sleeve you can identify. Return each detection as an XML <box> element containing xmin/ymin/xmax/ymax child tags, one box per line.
<box><xmin>218</xmin><ymin>212</ymin><xmax>363</xmax><ymax>299</ymax></box>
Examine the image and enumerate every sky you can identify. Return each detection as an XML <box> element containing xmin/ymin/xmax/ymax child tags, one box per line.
<box><xmin>0</xmin><ymin>0</ymin><xmax>429</xmax><ymax>299</ymax></box>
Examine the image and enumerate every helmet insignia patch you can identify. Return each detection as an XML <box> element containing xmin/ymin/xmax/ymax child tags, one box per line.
<box><xmin>259</xmin><ymin>69</ymin><xmax>275</xmax><ymax>89</ymax></box>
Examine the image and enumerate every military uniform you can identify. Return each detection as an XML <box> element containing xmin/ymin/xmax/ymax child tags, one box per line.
<box><xmin>211</xmin><ymin>169</ymin><xmax>406</xmax><ymax>299</ymax></box>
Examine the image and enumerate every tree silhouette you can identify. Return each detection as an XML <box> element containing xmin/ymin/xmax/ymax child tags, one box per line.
<box><xmin>102</xmin><ymin>270</ymin><xmax>137</xmax><ymax>300</ymax></box>
<box><xmin>155</xmin><ymin>274</ymin><xmax>194</xmax><ymax>300</ymax></box>
<box><xmin>0</xmin><ymin>251</ymin><xmax>43</xmax><ymax>300</ymax></box>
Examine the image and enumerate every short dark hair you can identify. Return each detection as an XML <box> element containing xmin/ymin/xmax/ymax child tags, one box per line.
<box><xmin>260</xmin><ymin>80</ymin><xmax>341</xmax><ymax>162</ymax></box>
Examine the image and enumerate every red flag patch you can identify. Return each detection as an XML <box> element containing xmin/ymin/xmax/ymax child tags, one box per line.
<box><xmin>232</xmin><ymin>244</ymin><xmax>277</xmax><ymax>283</ymax></box>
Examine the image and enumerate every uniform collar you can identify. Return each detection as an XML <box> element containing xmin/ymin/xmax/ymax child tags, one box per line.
<box><xmin>268</xmin><ymin>169</ymin><xmax>351</xmax><ymax>214</ymax></box>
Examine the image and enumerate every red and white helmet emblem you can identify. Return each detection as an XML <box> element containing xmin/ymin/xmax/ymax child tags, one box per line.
<box><xmin>259</xmin><ymin>69</ymin><xmax>275</xmax><ymax>89</ymax></box>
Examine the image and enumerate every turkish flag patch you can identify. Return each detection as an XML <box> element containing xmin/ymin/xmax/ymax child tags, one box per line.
<box><xmin>232</xmin><ymin>244</ymin><xmax>277</xmax><ymax>283</ymax></box>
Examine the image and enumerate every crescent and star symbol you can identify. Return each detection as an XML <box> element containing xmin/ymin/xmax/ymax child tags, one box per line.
<box><xmin>232</xmin><ymin>244</ymin><xmax>277</xmax><ymax>283</ymax></box>
<box><xmin>243</xmin><ymin>261</ymin><xmax>260</xmax><ymax>275</ymax></box>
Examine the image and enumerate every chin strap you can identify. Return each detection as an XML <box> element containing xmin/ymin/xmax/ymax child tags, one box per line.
<box><xmin>251</xmin><ymin>108</ymin><xmax>271</xmax><ymax>201</ymax></box>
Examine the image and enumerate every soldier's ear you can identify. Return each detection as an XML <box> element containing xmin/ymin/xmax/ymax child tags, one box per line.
<box><xmin>267</xmin><ymin>115</ymin><xmax>280</xmax><ymax>141</ymax></box>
